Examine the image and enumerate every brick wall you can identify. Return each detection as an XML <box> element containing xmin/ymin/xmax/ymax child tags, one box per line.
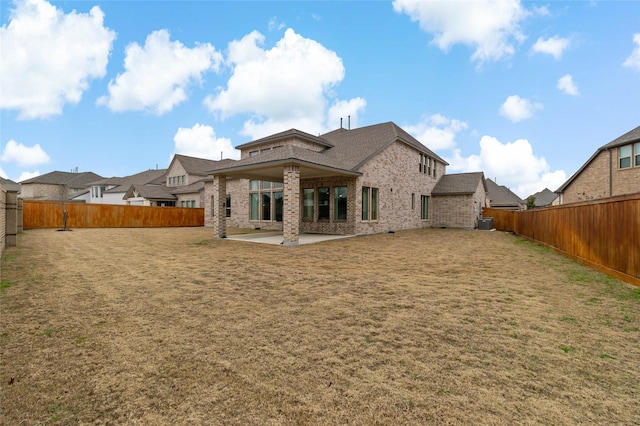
<box><xmin>561</xmin><ymin>149</ymin><xmax>640</xmax><ymax>204</ymax></box>
<box><xmin>355</xmin><ymin>141</ymin><xmax>443</xmax><ymax>234</ymax></box>
<box><xmin>20</xmin><ymin>183</ymin><xmax>67</xmax><ymax>200</ymax></box>
<box><xmin>0</xmin><ymin>185</ymin><xmax>5</xmax><ymax>255</ymax></box>
<box><xmin>432</xmin><ymin>180</ymin><xmax>486</xmax><ymax>229</ymax></box>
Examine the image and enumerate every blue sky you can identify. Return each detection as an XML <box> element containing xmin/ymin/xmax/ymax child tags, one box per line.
<box><xmin>1</xmin><ymin>0</ymin><xmax>639</xmax><ymax>197</ymax></box>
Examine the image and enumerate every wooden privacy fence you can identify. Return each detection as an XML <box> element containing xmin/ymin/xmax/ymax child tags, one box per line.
<box><xmin>483</xmin><ymin>193</ymin><xmax>640</xmax><ymax>286</ymax></box>
<box><xmin>23</xmin><ymin>200</ymin><xmax>204</xmax><ymax>229</ymax></box>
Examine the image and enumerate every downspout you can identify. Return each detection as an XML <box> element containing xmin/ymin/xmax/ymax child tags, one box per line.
<box><xmin>608</xmin><ymin>148</ymin><xmax>612</xmax><ymax>197</ymax></box>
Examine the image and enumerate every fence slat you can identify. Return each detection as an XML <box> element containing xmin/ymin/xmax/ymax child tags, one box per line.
<box><xmin>23</xmin><ymin>200</ymin><xmax>204</xmax><ymax>229</ymax></box>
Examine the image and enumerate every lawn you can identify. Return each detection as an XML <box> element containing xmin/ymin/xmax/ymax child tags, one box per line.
<box><xmin>1</xmin><ymin>227</ymin><xmax>639</xmax><ymax>425</ymax></box>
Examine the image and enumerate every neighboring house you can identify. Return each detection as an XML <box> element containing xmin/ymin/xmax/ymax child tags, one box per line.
<box><xmin>485</xmin><ymin>178</ymin><xmax>525</xmax><ymax>210</ymax></box>
<box><xmin>431</xmin><ymin>172</ymin><xmax>488</xmax><ymax>229</ymax></box>
<box><xmin>83</xmin><ymin>169</ymin><xmax>168</xmax><ymax>205</ymax></box>
<box><xmin>164</xmin><ymin>154</ymin><xmax>238</xmax><ymax>208</ymax></box>
<box><xmin>205</xmin><ymin>121</ymin><xmax>449</xmax><ymax>245</ymax></box>
<box><xmin>556</xmin><ymin>125</ymin><xmax>640</xmax><ymax>204</ymax></box>
<box><xmin>20</xmin><ymin>171</ymin><xmax>103</xmax><ymax>201</ymax></box>
<box><xmin>528</xmin><ymin>188</ymin><xmax>559</xmax><ymax>208</ymax></box>
<box><xmin>0</xmin><ymin>177</ymin><xmax>20</xmax><ymax>193</ymax></box>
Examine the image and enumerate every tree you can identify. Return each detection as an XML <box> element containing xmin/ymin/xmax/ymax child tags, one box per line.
<box><xmin>526</xmin><ymin>195</ymin><xmax>536</xmax><ymax>210</ymax></box>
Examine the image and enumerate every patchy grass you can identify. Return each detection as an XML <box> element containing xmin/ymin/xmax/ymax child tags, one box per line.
<box><xmin>1</xmin><ymin>227</ymin><xmax>638</xmax><ymax>425</ymax></box>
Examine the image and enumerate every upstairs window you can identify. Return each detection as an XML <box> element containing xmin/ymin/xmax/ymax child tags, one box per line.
<box><xmin>636</xmin><ymin>142</ymin><xmax>640</xmax><ymax>166</ymax></box>
<box><xmin>620</xmin><ymin>145</ymin><xmax>632</xmax><ymax>169</ymax></box>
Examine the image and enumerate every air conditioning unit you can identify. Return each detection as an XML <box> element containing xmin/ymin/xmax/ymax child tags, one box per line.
<box><xmin>478</xmin><ymin>218</ymin><xmax>494</xmax><ymax>230</ymax></box>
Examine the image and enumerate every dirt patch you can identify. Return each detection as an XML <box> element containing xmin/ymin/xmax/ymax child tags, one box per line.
<box><xmin>1</xmin><ymin>227</ymin><xmax>639</xmax><ymax>425</ymax></box>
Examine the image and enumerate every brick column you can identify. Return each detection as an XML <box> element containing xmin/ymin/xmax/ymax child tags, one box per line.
<box><xmin>212</xmin><ymin>175</ymin><xmax>227</xmax><ymax>239</ymax></box>
<box><xmin>283</xmin><ymin>165</ymin><xmax>300</xmax><ymax>246</ymax></box>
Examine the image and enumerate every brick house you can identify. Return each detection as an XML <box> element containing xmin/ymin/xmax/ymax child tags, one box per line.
<box><xmin>431</xmin><ymin>172</ymin><xmax>488</xmax><ymax>229</ymax></box>
<box><xmin>556</xmin><ymin>125</ymin><xmax>640</xmax><ymax>204</ymax></box>
<box><xmin>205</xmin><ymin>121</ymin><xmax>453</xmax><ymax>245</ymax></box>
<box><xmin>20</xmin><ymin>171</ymin><xmax>103</xmax><ymax>201</ymax></box>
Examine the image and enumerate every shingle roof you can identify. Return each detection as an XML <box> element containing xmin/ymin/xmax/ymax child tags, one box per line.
<box><xmin>530</xmin><ymin>188</ymin><xmax>558</xmax><ymax>207</ymax></box>
<box><xmin>91</xmin><ymin>169</ymin><xmax>167</xmax><ymax>194</ymax></box>
<box><xmin>485</xmin><ymin>178</ymin><xmax>525</xmax><ymax>207</ymax></box>
<box><xmin>1</xmin><ymin>177</ymin><xmax>20</xmax><ymax>192</ymax></box>
<box><xmin>173</xmin><ymin>155</ymin><xmax>237</xmax><ymax>175</ymax></box>
<box><xmin>432</xmin><ymin>172</ymin><xmax>486</xmax><ymax>195</ymax></box>
<box><xmin>600</xmin><ymin>125</ymin><xmax>640</xmax><ymax>149</ymax></box>
<box><xmin>210</xmin><ymin>122</ymin><xmax>448</xmax><ymax>176</ymax></box>
<box><xmin>125</xmin><ymin>184</ymin><xmax>177</xmax><ymax>200</ymax></box>
<box><xmin>20</xmin><ymin>171</ymin><xmax>103</xmax><ymax>187</ymax></box>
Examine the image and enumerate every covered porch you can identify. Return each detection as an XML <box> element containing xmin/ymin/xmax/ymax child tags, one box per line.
<box><xmin>209</xmin><ymin>149</ymin><xmax>360</xmax><ymax>246</ymax></box>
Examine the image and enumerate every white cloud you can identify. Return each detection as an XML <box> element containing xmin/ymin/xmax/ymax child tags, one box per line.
<box><xmin>392</xmin><ymin>0</ymin><xmax>527</xmax><ymax>63</ymax></box>
<box><xmin>531</xmin><ymin>36</ymin><xmax>570</xmax><ymax>59</ymax></box>
<box><xmin>1</xmin><ymin>139</ymin><xmax>51</xmax><ymax>166</ymax></box>
<box><xmin>0</xmin><ymin>0</ymin><xmax>115</xmax><ymax>119</ymax></box>
<box><xmin>499</xmin><ymin>95</ymin><xmax>542</xmax><ymax>122</ymax></box>
<box><xmin>173</xmin><ymin>123</ymin><xmax>240</xmax><ymax>161</ymax></box>
<box><xmin>205</xmin><ymin>28</ymin><xmax>363</xmax><ymax>139</ymax></box>
<box><xmin>18</xmin><ymin>170</ymin><xmax>41</xmax><ymax>182</ymax></box>
<box><xmin>623</xmin><ymin>33</ymin><xmax>640</xmax><ymax>71</ymax></box>
<box><xmin>268</xmin><ymin>17</ymin><xmax>286</xmax><ymax>31</ymax></box>
<box><xmin>557</xmin><ymin>74</ymin><xmax>579</xmax><ymax>96</ymax></box>
<box><xmin>446</xmin><ymin>135</ymin><xmax>567</xmax><ymax>198</ymax></box>
<box><xmin>403</xmin><ymin>114</ymin><xmax>468</xmax><ymax>150</ymax></box>
<box><xmin>98</xmin><ymin>30</ymin><xmax>222</xmax><ymax>115</ymax></box>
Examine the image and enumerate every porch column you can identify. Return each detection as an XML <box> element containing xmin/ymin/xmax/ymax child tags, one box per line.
<box><xmin>283</xmin><ymin>165</ymin><xmax>300</xmax><ymax>246</ymax></box>
<box><xmin>212</xmin><ymin>175</ymin><xmax>227</xmax><ymax>239</ymax></box>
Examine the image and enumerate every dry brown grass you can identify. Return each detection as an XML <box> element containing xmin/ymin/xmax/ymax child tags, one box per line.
<box><xmin>1</xmin><ymin>227</ymin><xmax>639</xmax><ymax>425</ymax></box>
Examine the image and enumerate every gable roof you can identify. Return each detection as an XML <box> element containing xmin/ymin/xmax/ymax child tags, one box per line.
<box><xmin>1</xmin><ymin>177</ymin><xmax>20</xmax><ymax>192</ymax></box>
<box><xmin>530</xmin><ymin>188</ymin><xmax>559</xmax><ymax>207</ymax></box>
<box><xmin>124</xmin><ymin>184</ymin><xmax>177</xmax><ymax>201</ymax></box>
<box><xmin>20</xmin><ymin>171</ymin><xmax>103</xmax><ymax>187</ymax></box>
<box><xmin>91</xmin><ymin>169</ymin><xmax>167</xmax><ymax>194</ymax></box>
<box><xmin>485</xmin><ymin>178</ymin><xmax>525</xmax><ymax>207</ymax></box>
<box><xmin>210</xmin><ymin>122</ymin><xmax>448</xmax><ymax>178</ymax></box>
<box><xmin>556</xmin><ymin>124</ymin><xmax>640</xmax><ymax>193</ymax></box>
<box><xmin>432</xmin><ymin>172</ymin><xmax>486</xmax><ymax>195</ymax></box>
<box><xmin>171</xmin><ymin>154</ymin><xmax>238</xmax><ymax>176</ymax></box>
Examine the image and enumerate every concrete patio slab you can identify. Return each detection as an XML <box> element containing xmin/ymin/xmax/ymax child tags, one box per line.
<box><xmin>225</xmin><ymin>232</ymin><xmax>354</xmax><ymax>245</ymax></box>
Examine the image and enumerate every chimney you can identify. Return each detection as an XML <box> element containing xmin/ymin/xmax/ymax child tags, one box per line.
<box><xmin>340</xmin><ymin>117</ymin><xmax>343</xmax><ymax>129</ymax></box>
<box><xmin>348</xmin><ymin>115</ymin><xmax>351</xmax><ymax>130</ymax></box>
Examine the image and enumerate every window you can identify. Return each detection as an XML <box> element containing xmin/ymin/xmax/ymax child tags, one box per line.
<box><xmin>411</xmin><ymin>193</ymin><xmax>415</xmax><ymax>210</ymax></box>
<box><xmin>226</xmin><ymin>195</ymin><xmax>231</xmax><ymax>217</ymax></box>
<box><xmin>303</xmin><ymin>188</ymin><xmax>314</xmax><ymax>220</ymax></box>
<box><xmin>191</xmin><ymin>200</ymin><xmax>196</xmax><ymax>208</ymax></box>
<box><xmin>433</xmin><ymin>161</ymin><xmax>436</xmax><ymax>177</ymax></box>
<box><xmin>427</xmin><ymin>157</ymin><xmax>431</xmax><ymax>176</ymax></box>
<box><xmin>421</xmin><ymin>195</ymin><xmax>430</xmax><ymax>220</ymax></box>
<box><xmin>334</xmin><ymin>186</ymin><xmax>347</xmax><ymax>220</ymax></box>
<box><xmin>250</xmin><ymin>193</ymin><xmax>259</xmax><ymax>220</ymax></box>
<box><xmin>636</xmin><ymin>142</ymin><xmax>640</xmax><ymax>167</ymax></box>
<box><xmin>250</xmin><ymin>150</ymin><xmax>259</xmax><ymax>157</ymax></box>
<box><xmin>318</xmin><ymin>187</ymin><xmax>330</xmax><ymax>220</ymax></box>
<box><xmin>419</xmin><ymin>153</ymin><xmax>423</xmax><ymax>173</ymax></box>
<box><xmin>249</xmin><ymin>181</ymin><xmax>283</xmax><ymax>222</ymax></box>
<box><xmin>362</xmin><ymin>187</ymin><xmax>369</xmax><ymax>220</ymax></box>
<box><xmin>361</xmin><ymin>187</ymin><xmax>378</xmax><ymax>221</ymax></box>
<box><xmin>620</xmin><ymin>145</ymin><xmax>632</xmax><ymax>168</ymax></box>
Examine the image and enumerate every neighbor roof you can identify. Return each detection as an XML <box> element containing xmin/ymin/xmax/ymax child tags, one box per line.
<box><xmin>20</xmin><ymin>171</ymin><xmax>103</xmax><ymax>187</ymax></box>
<box><xmin>432</xmin><ymin>172</ymin><xmax>486</xmax><ymax>195</ymax></box>
<box><xmin>530</xmin><ymin>188</ymin><xmax>558</xmax><ymax>207</ymax></box>
<box><xmin>1</xmin><ymin>177</ymin><xmax>20</xmax><ymax>192</ymax></box>
<box><xmin>485</xmin><ymin>178</ymin><xmax>524</xmax><ymax>207</ymax></box>
<box><xmin>90</xmin><ymin>169</ymin><xmax>167</xmax><ymax>194</ymax></box>
<box><xmin>172</xmin><ymin>154</ymin><xmax>238</xmax><ymax>176</ymax></box>
<box><xmin>124</xmin><ymin>184</ymin><xmax>177</xmax><ymax>201</ymax></box>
